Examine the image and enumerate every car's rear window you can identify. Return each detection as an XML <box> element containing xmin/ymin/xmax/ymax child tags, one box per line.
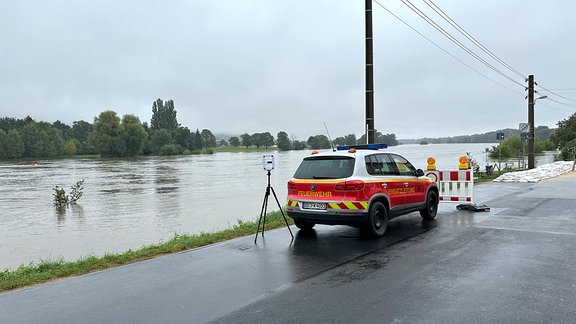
<box><xmin>293</xmin><ymin>156</ymin><xmax>355</xmax><ymax>179</ymax></box>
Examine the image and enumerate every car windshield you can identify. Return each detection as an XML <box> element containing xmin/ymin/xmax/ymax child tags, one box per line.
<box><xmin>293</xmin><ymin>156</ymin><xmax>355</xmax><ymax>179</ymax></box>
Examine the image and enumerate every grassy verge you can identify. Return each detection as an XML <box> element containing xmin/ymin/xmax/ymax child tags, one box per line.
<box><xmin>0</xmin><ymin>211</ymin><xmax>292</xmax><ymax>293</ymax></box>
<box><xmin>474</xmin><ymin>169</ymin><xmax>515</xmax><ymax>184</ymax></box>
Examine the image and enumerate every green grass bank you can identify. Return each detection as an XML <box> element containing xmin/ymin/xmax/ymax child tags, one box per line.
<box><xmin>0</xmin><ymin>211</ymin><xmax>292</xmax><ymax>293</ymax></box>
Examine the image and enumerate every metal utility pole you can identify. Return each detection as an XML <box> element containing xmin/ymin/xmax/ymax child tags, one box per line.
<box><xmin>365</xmin><ymin>0</ymin><xmax>375</xmax><ymax>144</ymax></box>
<box><xmin>527</xmin><ymin>75</ymin><xmax>535</xmax><ymax>169</ymax></box>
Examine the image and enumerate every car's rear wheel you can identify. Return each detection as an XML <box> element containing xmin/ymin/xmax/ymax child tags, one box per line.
<box><xmin>294</xmin><ymin>219</ymin><xmax>315</xmax><ymax>231</ymax></box>
<box><xmin>364</xmin><ymin>201</ymin><xmax>388</xmax><ymax>237</ymax></box>
<box><xmin>420</xmin><ymin>191</ymin><xmax>439</xmax><ymax>220</ymax></box>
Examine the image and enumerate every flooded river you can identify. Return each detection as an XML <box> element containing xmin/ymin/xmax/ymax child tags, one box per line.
<box><xmin>0</xmin><ymin>143</ymin><xmax>553</xmax><ymax>269</ymax></box>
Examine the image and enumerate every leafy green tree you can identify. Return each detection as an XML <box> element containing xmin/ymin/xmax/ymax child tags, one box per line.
<box><xmin>200</xmin><ymin>129</ymin><xmax>216</xmax><ymax>149</ymax></box>
<box><xmin>535</xmin><ymin>126</ymin><xmax>554</xmax><ymax>140</ymax></box>
<box><xmin>52</xmin><ymin>120</ymin><xmax>72</xmax><ymax>140</ymax></box>
<box><xmin>251</xmin><ymin>132</ymin><xmax>274</xmax><ymax>149</ymax></box>
<box><xmin>71</xmin><ymin>120</ymin><xmax>94</xmax><ymax>154</ymax></box>
<box><xmin>276</xmin><ymin>131</ymin><xmax>292</xmax><ymax>151</ymax></box>
<box><xmin>159</xmin><ymin>144</ymin><xmax>181</xmax><ymax>156</ymax></box>
<box><xmin>293</xmin><ymin>140</ymin><xmax>308</xmax><ymax>150</ymax></box>
<box><xmin>121</xmin><ymin>114</ymin><xmax>147</xmax><ymax>156</ymax></box>
<box><xmin>344</xmin><ymin>134</ymin><xmax>358</xmax><ymax>145</ymax></box>
<box><xmin>251</xmin><ymin>133</ymin><xmax>263</xmax><ymax>148</ymax></box>
<box><xmin>0</xmin><ymin>117</ymin><xmax>28</xmax><ymax>132</ymax></box>
<box><xmin>488</xmin><ymin>135</ymin><xmax>554</xmax><ymax>160</ymax></box>
<box><xmin>487</xmin><ymin>136</ymin><xmax>523</xmax><ymax>159</ymax></box>
<box><xmin>262</xmin><ymin>132</ymin><xmax>274</xmax><ymax>148</ymax></box>
<box><xmin>174</xmin><ymin>127</ymin><xmax>192</xmax><ymax>150</ymax></box>
<box><xmin>0</xmin><ymin>129</ymin><xmax>8</xmax><ymax>158</ymax></box>
<box><xmin>40</xmin><ymin>122</ymin><xmax>65</xmax><ymax>157</ymax></box>
<box><xmin>20</xmin><ymin>123</ymin><xmax>44</xmax><ymax>157</ymax></box>
<box><xmin>240</xmin><ymin>133</ymin><xmax>252</xmax><ymax>147</ymax></box>
<box><xmin>192</xmin><ymin>129</ymin><xmax>202</xmax><ymax>150</ymax></box>
<box><xmin>71</xmin><ymin>120</ymin><xmax>92</xmax><ymax>142</ymax></box>
<box><xmin>229</xmin><ymin>136</ymin><xmax>240</xmax><ymax>147</ymax></box>
<box><xmin>307</xmin><ymin>135</ymin><xmax>331</xmax><ymax>149</ymax></box>
<box><xmin>535</xmin><ymin>139</ymin><xmax>556</xmax><ymax>153</ymax></box>
<box><xmin>64</xmin><ymin>140</ymin><xmax>77</xmax><ymax>156</ymax></box>
<box><xmin>150</xmin><ymin>99</ymin><xmax>179</xmax><ymax>130</ymax></box>
<box><xmin>150</xmin><ymin>129</ymin><xmax>174</xmax><ymax>155</ymax></box>
<box><xmin>88</xmin><ymin>110</ymin><xmax>125</xmax><ymax>157</ymax></box>
<box><xmin>20</xmin><ymin>121</ymin><xmax>65</xmax><ymax>158</ymax></box>
<box><xmin>333</xmin><ymin>134</ymin><xmax>357</xmax><ymax>146</ymax></box>
<box><xmin>551</xmin><ymin>113</ymin><xmax>576</xmax><ymax>160</ymax></box>
<box><xmin>7</xmin><ymin>129</ymin><xmax>25</xmax><ymax>158</ymax></box>
<box><xmin>357</xmin><ymin>132</ymin><xmax>398</xmax><ymax>146</ymax></box>
<box><xmin>0</xmin><ymin>129</ymin><xmax>24</xmax><ymax>159</ymax></box>
<box><xmin>0</xmin><ymin>117</ymin><xmax>15</xmax><ymax>131</ymax></box>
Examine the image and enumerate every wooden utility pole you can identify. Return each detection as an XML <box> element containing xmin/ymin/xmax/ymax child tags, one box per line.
<box><xmin>365</xmin><ymin>0</ymin><xmax>375</xmax><ymax>144</ymax></box>
<box><xmin>527</xmin><ymin>75</ymin><xmax>535</xmax><ymax>169</ymax></box>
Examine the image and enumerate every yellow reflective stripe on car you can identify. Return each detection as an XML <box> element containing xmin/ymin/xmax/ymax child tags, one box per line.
<box><xmin>328</xmin><ymin>202</ymin><xmax>368</xmax><ymax>210</ymax></box>
<box><xmin>343</xmin><ymin>202</ymin><xmax>359</xmax><ymax>209</ymax></box>
<box><xmin>287</xmin><ymin>200</ymin><xmax>298</xmax><ymax>207</ymax></box>
<box><xmin>328</xmin><ymin>203</ymin><xmax>342</xmax><ymax>210</ymax></box>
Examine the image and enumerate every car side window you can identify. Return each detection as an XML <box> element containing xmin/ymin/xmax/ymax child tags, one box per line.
<box><xmin>365</xmin><ymin>154</ymin><xmax>396</xmax><ymax>175</ymax></box>
<box><xmin>390</xmin><ymin>154</ymin><xmax>417</xmax><ymax>176</ymax></box>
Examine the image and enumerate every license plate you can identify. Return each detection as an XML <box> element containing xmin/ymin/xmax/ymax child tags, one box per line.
<box><xmin>302</xmin><ymin>202</ymin><xmax>327</xmax><ymax>210</ymax></box>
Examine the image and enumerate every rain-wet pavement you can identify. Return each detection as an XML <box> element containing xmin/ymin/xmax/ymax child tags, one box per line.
<box><xmin>1</xmin><ymin>172</ymin><xmax>576</xmax><ymax>323</ymax></box>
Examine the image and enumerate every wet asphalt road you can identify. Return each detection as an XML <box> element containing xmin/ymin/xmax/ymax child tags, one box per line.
<box><xmin>1</xmin><ymin>173</ymin><xmax>576</xmax><ymax>323</ymax></box>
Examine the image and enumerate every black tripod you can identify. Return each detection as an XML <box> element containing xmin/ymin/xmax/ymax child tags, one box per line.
<box><xmin>254</xmin><ymin>170</ymin><xmax>294</xmax><ymax>243</ymax></box>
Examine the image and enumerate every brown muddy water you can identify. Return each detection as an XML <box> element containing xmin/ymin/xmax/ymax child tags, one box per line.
<box><xmin>1</xmin><ymin>144</ymin><xmax>551</xmax><ymax>270</ymax></box>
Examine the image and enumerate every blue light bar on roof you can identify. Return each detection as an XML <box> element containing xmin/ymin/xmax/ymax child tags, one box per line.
<box><xmin>336</xmin><ymin>143</ymin><xmax>388</xmax><ymax>151</ymax></box>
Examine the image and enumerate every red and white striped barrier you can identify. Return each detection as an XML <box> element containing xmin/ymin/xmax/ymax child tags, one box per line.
<box><xmin>425</xmin><ymin>170</ymin><xmax>473</xmax><ymax>203</ymax></box>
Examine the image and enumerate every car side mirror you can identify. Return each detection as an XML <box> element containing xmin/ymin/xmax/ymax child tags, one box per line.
<box><xmin>416</xmin><ymin>169</ymin><xmax>424</xmax><ymax>177</ymax></box>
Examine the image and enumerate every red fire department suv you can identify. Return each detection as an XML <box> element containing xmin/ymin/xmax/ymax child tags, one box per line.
<box><xmin>286</xmin><ymin>144</ymin><xmax>439</xmax><ymax>237</ymax></box>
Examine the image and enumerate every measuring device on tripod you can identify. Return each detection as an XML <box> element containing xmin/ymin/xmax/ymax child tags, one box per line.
<box><xmin>262</xmin><ymin>154</ymin><xmax>275</xmax><ymax>171</ymax></box>
<box><xmin>255</xmin><ymin>154</ymin><xmax>294</xmax><ymax>243</ymax></box>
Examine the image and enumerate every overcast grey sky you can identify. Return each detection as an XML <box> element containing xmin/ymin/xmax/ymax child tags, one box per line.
<box><xmin>1</xmin><ymin>0</ymin><xmax>575</xmax><ymax>140</ymax></box>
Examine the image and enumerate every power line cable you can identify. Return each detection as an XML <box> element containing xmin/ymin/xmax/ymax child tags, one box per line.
<box><xmin>399</xmin><ymin>0</ymin><xmax>526</xmax><ymax>89</ymax></box>
<box><xmin>406</xmin><ymin>1</ymin><xmax>574</xmax><ymax>110</ymax></box>
<box><xmin>545</xmin><ymin>96</ymin><xmax>576</xmax><ymax>108</ymax></box>
<box><xmin>539</xmin><ymin>88</ymin><xmax>576</xmax><ymax>92</ymax></box>
<box><xmin>422</xmin><ymin>0</ymin><xmax>526</xmax><ymax>79</ymax></box>
<box><xmin>537</xmin><ymin>100</ymin><xmax>576</xmax><ymax>113</ymax></box>
<box><xmin>375</xmin><ymin>0</ymin><xmax>574</xmax><ymax>115</ymax></box>
<box><xmin>535</xmin><ymin>83</ymin><xmax>576</xmax><ymax>102</ymax></box>
<box><xmin>372</xmin><ymin>0</ymin><xmax>524</xmax><ymax>96</ymax></box>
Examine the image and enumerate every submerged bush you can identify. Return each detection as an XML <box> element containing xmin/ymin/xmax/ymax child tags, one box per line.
<box><xmin>53</xmin><ymin>180</ymin><xmax>85</xmax><ymax>206</ymax></box>
<box><xmin>52</xmin><ymin>187</ymin><xmax>68</xmax><ymax>207</ymax></box>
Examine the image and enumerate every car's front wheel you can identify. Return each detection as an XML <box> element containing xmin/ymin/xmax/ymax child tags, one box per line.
<box><xmin>294</xmin><ymin>219</ymin><xmax>315</xmax><ymax>231</ymax></box>
<box><xmin>364</xmin><ymin>201</ymin><xmax>388</xmax><ymax>237</ymax></box>
<box><xmin>420</xmin><ymin>191</ymin><xmax>439</xmax><ymax>220</ymax></box>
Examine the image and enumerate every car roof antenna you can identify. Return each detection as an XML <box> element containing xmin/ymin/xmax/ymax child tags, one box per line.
<box><xmin>324</xmin><ymin>122</ymin><xmax>335</xmax><ymax>152</ymax></box>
